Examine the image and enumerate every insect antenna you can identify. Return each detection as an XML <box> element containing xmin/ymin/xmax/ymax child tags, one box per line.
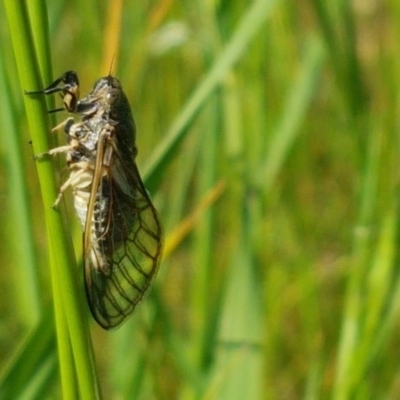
<box><xmin>107</xmin><ymin>54</ymin><xmax>116</xmax><ymax>78</ymax></box>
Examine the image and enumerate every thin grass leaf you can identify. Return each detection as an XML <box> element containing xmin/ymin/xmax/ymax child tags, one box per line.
<box><xmin>0</xmin><ymin>29</ymin><xmax>41</xmax><ymax>325</ymax></box>
<box><xmin>0</xmin><ymin>308</ymin><xmax>56</xmax><ymax>398</ymax></box>
<box><xmin>143</xmin><ymin>0</ymin><xmax>281</xmax><ymax>191</ymax></box>
<box><xmin>257</xmin><ymin>35</ymin><xmax>326</xmax><ymax>192</ymax></box>
<box><xmin>210</xmin><ymin>238</ymin><xmax>264</xmax><ymax>400</ymax></box>
<box><xmin>333</xmin><ymin>118</ymin><xmax>382</xmax><ymax>398</ymax></box>
<box><xmin>3</xmin><ymin>1</ymin><xmax>100</xmax><ymax>398</ymax></box>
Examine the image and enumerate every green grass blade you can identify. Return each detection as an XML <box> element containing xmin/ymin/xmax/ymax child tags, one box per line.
<box><xmin>143</xmin><ymin>0</ymin><xmax>281</xmax><ymax>190</ymax></box>
<box><xmin>333</xmin><ymin>120</ymin><xmax>382</xmax><ymax>398</ymax></box>
<box><xmin>0</xmin><ymin>29</ymin><xmax>41</xmax><ymax>325</ymax></box>
<box><xmin>3</xmin><ymin>1</ymin><xmax>100</xmax><ymax>398</ymax></box>
<box><xmin>257</xmin><ymin>36</ymin><xmax>325</xmax><ymax>192</ymax></box>
<box><xmin>209</xmin><ymin>237</ymin><xmax>264</xmax><ymax>400</ymax></box>
<box><xmin>0</xmin><ymin>308</ymin><xmax>56</xmax><ymax>398</ymax></box>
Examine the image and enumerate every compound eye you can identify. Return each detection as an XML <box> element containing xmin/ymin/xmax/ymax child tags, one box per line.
<box><xmin>106</xmin><ymin>88</ymin><xmax>119</xmax><ymax>104</ymax></box>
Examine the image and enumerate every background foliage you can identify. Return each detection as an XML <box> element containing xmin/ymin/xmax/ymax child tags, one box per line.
<box><xmin>1</xmin><ymin>0</ymin><xmax>400</xmax><ymax>399</ymax></box>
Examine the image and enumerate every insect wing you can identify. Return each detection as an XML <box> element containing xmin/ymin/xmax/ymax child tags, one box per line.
<box><xmin>84</xmin><ymin>140</ymin><xmax>163</xmax><ymax>329</ymax></box>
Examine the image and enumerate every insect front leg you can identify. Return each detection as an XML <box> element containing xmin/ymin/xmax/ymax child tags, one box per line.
<box><xmin>34</xmin><ymin>118</ymin><xmax>77</xmax><ymax>159</ymax></box>
<box><xmin>25</xmin><ymin>71</ymin><xmax>80</xmax><ymax>113</ymax></box>
<box><xmin>25</xmin><ymin>71</ymin><xmax>79</xmax><ymax>96</ymax></box>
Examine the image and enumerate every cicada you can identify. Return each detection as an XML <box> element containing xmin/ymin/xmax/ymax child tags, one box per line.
<box><xmin>26</xmin><ymin>72</ymin><xmax>163</xmax><ymax>329</ymax></box>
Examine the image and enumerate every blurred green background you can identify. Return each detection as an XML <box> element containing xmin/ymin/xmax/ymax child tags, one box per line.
<box><xmin>1</xmin><ymin>0</ymin><xmax>400</xmax><ymax>398</ymax></box>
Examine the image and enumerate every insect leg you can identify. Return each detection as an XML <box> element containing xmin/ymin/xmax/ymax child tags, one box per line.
<box><xmin>25</xmin><ymin>71</ymin><xmax>80</xmax><ymax>113</ymax></box>
<box><xmin>25</xmin><ymin>71</ymin><xmax>79</xmax><ymax>96</ymax></box>
<box><xmin>34</xmin><ymin>118</ymin><xmax>81</xmax><ymax>160</ymax></box>
<box><xmin>33</xmin><ymin>145</ymin><xmax>75</xmax><ymax>160</ymax></box>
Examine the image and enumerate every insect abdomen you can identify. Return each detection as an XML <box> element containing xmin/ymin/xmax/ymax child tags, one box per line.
<box><xmin>70</xmin><ymin>167</ymin><xmax>93</xmax><ymax>228</ymax></box>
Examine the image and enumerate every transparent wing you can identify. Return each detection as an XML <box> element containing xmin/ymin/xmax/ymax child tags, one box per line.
<box><xmin>84</xmin><ymin>149</ymin><xmax>163</xmax><ymax>329</ymax></box>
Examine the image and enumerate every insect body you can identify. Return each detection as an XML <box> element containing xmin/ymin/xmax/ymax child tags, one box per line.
<box><xmin>27</xmin><ymin>72</ymin><xmax>163</xmax><ymax>329</ymax></box>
